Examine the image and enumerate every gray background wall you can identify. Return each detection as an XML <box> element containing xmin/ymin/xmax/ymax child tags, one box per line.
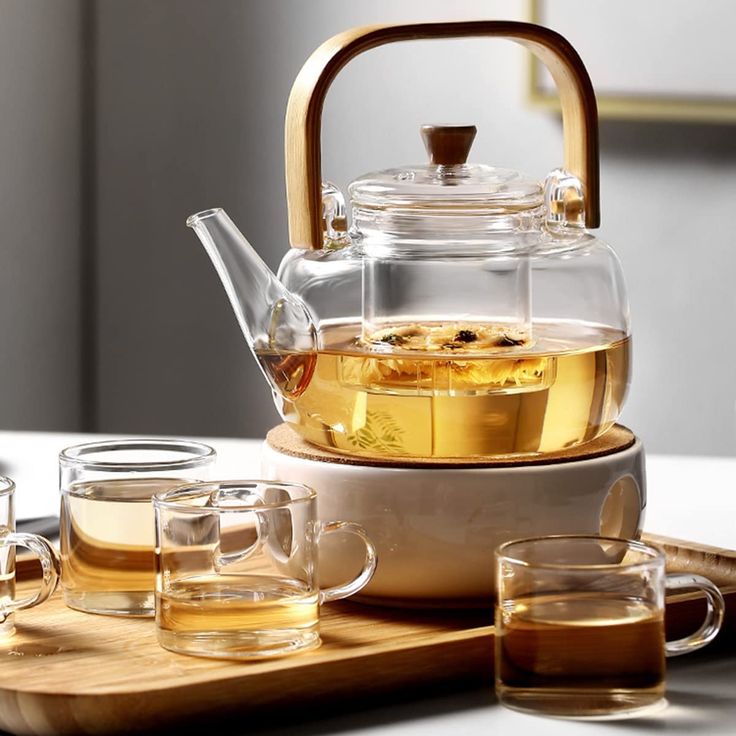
<box><xmin>2</xmin><ymin>0</ymin><xmax>735</xmax><ymax>455</ymax></box>
<box><xmin>0</xmin><ymin>0</ymin><xmax>83</xmax><ymax>430</ymax></box>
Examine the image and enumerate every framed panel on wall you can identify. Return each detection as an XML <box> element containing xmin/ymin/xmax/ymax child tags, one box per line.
<box><xmin>529</xmin><ymin>0</ymin><xmax>736</xmax><ymax>123</ymax></box>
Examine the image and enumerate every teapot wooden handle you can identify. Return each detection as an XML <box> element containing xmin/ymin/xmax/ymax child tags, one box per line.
<box><xmin>285</xmin><ymin>21</ymin><xmax>600</xmax><ymax>250</ymax></box>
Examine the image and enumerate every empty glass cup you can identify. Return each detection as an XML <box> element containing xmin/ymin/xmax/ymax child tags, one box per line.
<box><xmin>153</xmin><ymin>480</ymin><xmax>377</xmax><ymax>659</ymax></box>
<box><xmin>0</xmin><ymin>476</ymin><xmax>60</xmax><ymax>637</ymax></box>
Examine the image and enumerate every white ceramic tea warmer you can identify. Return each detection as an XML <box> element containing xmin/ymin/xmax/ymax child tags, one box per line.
<box><xmin>188</xmin><ymin>21</ymin><xmax>646</xmax><ymax>606</ymax></box>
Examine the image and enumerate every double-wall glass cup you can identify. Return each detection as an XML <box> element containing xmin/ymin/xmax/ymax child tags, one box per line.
<box><xmin>59</xmin><ymin>439</ymin><xmax>216</xmax><ymax>617</ymax></box>
<box><xmin>495</xmin><ymin>535</ymin><xmax>725</xmax><ymax>719</ymax></box>
<box><xmin>153</xmin><ymin>481</ymin><xmax>378</xmax><ymax>659</ymax></box>
<box><xmin>0</xmin><ymin>476</ymin><xmax>60</xmax><ymax>637</ymax></box>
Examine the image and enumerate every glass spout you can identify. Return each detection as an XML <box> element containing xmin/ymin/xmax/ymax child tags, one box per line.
<box><xmin>187</xmin><ymin>208</ymin><xmax>317</xmax><ymax>397</ymax></box>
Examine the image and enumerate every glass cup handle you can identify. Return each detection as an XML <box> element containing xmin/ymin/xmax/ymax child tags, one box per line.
<box><xmin>0</xmin><ymin>531</ymin><xmax>61</xmax><ymax>616</ymax></box>
<box><xmin>665</xmin><ymin>573</ymin><xmax>726</xmax><ymax>657</ymax></box>
<box><xmin>317</xmin><ymin>521</ymin><xmax>377</xmax><ymax>604</ymax></box>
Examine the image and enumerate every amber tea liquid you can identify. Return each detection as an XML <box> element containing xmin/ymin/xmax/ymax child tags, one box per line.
<box><xmin>496</xmin><ymin>594</ymin><xmax>666</xmax><ymax>717</ymax></box>
<box><xmin>156</xmin><ymin>574</ymin><xmax>320</xmax><ymax>657</ymax></box>
<box><xmin>257</xmin><ymin>319</ymin><xmax>630</xmax><ymax>458</ymax></box>
<box><xmin>60</xmin><ymin>478</ymin><xmax>189</xmax><ymax>616</ymax></box>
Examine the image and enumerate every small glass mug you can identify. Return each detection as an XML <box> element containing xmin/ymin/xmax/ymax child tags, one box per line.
<box><xmin>0</xmin><ymin>476</ymin><xmax>61</xmax><ymax>636</ymax></box>
<box><xmin>59</xmin><ymin>439</ymin><xmax>216</xmax><ymax>616</ymax></box>
<box><xmin>153</xmin><ymin>480</ymin><xmax>378</xmax><ymax>659</ymax></box>
<box><xmin>495</xmin><ymin>535</ymin><xmax>725</xmax><ymax>719</ymax></box>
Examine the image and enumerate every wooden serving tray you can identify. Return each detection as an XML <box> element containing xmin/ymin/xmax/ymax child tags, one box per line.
<box><xmin>1</xmin><ymin>534</ymin><xmax>734</xmax><ymax>736</ymax></box>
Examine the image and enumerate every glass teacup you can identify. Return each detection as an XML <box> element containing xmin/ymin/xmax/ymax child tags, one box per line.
<box><xmin>495</xmin><ymin>535</ymin><xmax>725</xmax><ymax>719</ymax></box>
<box><xmin>59</xmin><ymin>439</ymin><xmax>216</xmax><ymax>616</ymax></box>
<box><xmin>0</xmin><ymin>476</ymin><xmax>60</xmax><ymax>636</ymax></box>
<box><xmin>153</xmin><ymin>480</ymin><xmax>377</xmax><ymax>659</ymax></box>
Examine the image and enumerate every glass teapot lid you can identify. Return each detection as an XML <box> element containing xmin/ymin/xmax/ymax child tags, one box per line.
<box><xmin>348</xmin><ymin>124</ymin><xmax>543</xmax><ymax>221</ymax></box>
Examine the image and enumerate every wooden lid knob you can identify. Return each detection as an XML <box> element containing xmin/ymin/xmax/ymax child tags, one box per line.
<box><xmin>421</xmin><ymin>124</ymin><xmax>477</xmax><ymax>166</ymax></box>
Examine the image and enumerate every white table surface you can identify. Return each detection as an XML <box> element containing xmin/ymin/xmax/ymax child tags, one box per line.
<box><xmin>0</xmin><ymin>430</ymin><xmax>734</xmax><ymax>735</ymax></box>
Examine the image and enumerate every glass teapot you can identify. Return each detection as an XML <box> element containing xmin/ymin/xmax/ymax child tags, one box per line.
<box><xmin>187</xmin><ymin>21</ymin><xmax>630</xmax><ymax>459</ymax></box>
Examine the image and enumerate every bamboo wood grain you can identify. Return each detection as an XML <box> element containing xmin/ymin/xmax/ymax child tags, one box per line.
<box><xmin>1</xmin><ymin>561</ymin><xmax>492</xmax><ymax>735</ymax></box>
<box><xmin>285</xmin><ymin>21</ymin><xmax>600</xmax><ymax>250</ymax></box>
<box><xmin>643</xmin><ymin>532</ymin><xmax>736</xmax><ymax>589</ymax></box>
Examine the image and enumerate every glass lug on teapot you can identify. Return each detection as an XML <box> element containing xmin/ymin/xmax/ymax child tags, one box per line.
<box><xmin>188</xmin><ymin>21</ymin><xmax>629</xmax><ymax>461</ymax></box>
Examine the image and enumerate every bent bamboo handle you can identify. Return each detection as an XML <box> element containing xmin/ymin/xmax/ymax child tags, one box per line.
<box><xmin>285</xmin><ymin>21</ymin><xmax>600</xmax><ymax>250</ymax></box>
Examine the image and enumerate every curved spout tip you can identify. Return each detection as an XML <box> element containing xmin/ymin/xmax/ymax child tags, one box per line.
<box><xmin>186</xmin><ymin>208</ymin><xmax>224</xmax><ymax>229</ymax></box>
<box><xmin>186</xmin><ymin>204</ymin><xmax>317</xmax><ymax>371</ymax></box>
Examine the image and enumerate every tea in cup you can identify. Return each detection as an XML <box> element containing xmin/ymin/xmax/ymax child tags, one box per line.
<box><xmin>495</xmin><ymin>535</ymin><xmax>725</xmax><ymax>718</ymax></box>
<box><xmin>153</xmin><ymin>480</ymin><xmax>377</xmax><ymax>659</ymax></box>
<box><xmin>59</xmin><ymin>439</ymin><xmax>216</xmax><ymax>616</ymax></box>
